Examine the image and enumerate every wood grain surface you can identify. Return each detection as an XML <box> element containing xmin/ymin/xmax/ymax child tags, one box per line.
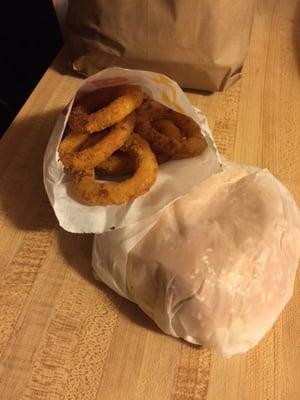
<box><xmin>0</xmin><ymin>0</ymin><xmax>299</xmax><ymax>399</ymax></box>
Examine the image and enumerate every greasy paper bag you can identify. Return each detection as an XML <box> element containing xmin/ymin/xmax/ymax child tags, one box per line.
<box><xmin>92</xmin><ymin>165</ymin><xmax>300</xmax><ymax>357</ymax></box>
<box><xmin>43</xmin><ymin>67</ymin><xmax>221</xmax><ymax>233</ymax></box>
<box><xmin>67</xmin><ymin>0</ymin><xmax>255</xmax><ymax>91</ymax></box>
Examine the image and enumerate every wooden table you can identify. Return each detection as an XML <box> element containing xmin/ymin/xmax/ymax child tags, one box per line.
<box><xmin>0</xmin><ymin>1</ymin><xmax>299</xmax><ymax>399</ymax></box>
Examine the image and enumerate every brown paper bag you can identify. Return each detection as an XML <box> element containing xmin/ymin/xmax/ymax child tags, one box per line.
<box><xmin>67</xmin><ymin>0</ymin><xmax>255</xmax><ymax>91</ymax></box>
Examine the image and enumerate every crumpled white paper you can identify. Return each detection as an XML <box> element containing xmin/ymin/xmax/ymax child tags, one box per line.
<box><xmin>92</xmin><ymin>164</ymin><xmax>300</xmax><ymax>357</ymax></box>
<box><xmin>43</xmin><ymin>67</ymin><xmax>221</xmax><ymax>233</ymax></box>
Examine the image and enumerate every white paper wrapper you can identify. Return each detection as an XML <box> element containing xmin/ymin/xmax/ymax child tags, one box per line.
<box><xmin>92</xmin><ymin>164</ymin><xmax>300</xmax><ymax>357</ymax></box>
<box><xmin>43</xmin><ymin>67</ymin><xmax>221</xmax><ymax>233</ymax></box>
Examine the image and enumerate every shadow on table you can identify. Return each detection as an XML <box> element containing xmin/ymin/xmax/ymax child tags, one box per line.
<box><xmin>57</xmin><ymin>228</ymin><xmax>163</xmax><ymax>336</ymax></box>
<box><xmin>0</xmin><ymin>107</ymin><xmax>64</xmax><ymax>232</ymax></box>
<box><xmin>293</xmin><ymin>1</ymin><xmax>300</xmax><ymax>76</ymax></box>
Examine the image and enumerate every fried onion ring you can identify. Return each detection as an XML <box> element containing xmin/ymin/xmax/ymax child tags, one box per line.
<box><xmin>59</xmin><ymin>113</ymin><xmax>135</xmax><ymax>171</ymax></box>
<box><xmin>72</xmin><ymin>133</ymin><xmax>158</xmax><ymax>205</ymax></box>
<box><xmin>135</xmin><ymin>100</ymin><xmax>207</xmax><ymax>159</ymax></box>
<box><xmin>96</xmin><ymin>149</ymin><xmax>169</xmax><ymax>176</ymax></box>
<box><xmin>95</xmin><ymin>152</ymin><xmax>135</xmax><ymax>176</ymax></box>
<box><xmin>68</xmin><ymin>85</ymin><xmax>143</xmax><ymax>134</ymax></box>
<box><xmin>153</xmin><ymin>119</ymin><xmax>182</xmax><ymax>142</ymax></box>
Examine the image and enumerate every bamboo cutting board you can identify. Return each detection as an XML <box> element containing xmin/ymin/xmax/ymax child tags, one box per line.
<box><xmin>0</xmin><ymin>0</ymin><xmax>299</xmax><ymax>399</ymax></box>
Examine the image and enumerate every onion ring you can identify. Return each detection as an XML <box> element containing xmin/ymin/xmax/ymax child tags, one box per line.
<box><xmin>153</xmin><ymin>119</ymin><xmax>182</xmax><ymax>142</ymax></box>
<box><xmin>68</xmin><ymin>85</ymin><xmax>143</xmax><ymax>134</ymax></box>
<box><xmin>72</xmin><ymin>133</ymin><xmax>158</xmax><ymax>205</ymax></box>
<box><xmin>59</xmin><ymin>113</ymin><xmax>135</xmax><ymax>171</ymax></box>
<box><xmin>96</xmin><ymin>149</ymin><xmax>169</xmax><ymax>176</ymax></box>
<box><xmin>135</xmin><ymin>100</ymin><xmax>207</xmax><ymax>159</ymax></box>
<box><xmin>95</xmin><ymin>152</ymin><xmax>135</xmax><ymax>176</ymax></box>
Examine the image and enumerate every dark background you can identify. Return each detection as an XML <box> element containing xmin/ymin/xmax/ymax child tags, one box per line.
<box><xmin>0</xmin><ymin>0</ymin><xmax>63</xmax><ymax>137</ymax></box>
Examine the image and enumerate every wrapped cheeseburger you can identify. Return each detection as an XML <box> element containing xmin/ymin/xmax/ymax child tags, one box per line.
<box><xmin>93</xmin><ymin>165</ymin><xmax>300</xmax><ymax>357</ymax></box>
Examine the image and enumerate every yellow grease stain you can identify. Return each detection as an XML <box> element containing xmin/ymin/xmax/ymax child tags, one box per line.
<box><xmin>150</xmin><ymin>75</ymin><xmax>184</xmax><ymax>113</ymax></box>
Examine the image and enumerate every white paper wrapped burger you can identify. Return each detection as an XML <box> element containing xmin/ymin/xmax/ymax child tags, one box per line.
<box><xmin>93</xmin><ymin>164</ymin><xmax>300</xmax><ymax>357</ymax></box>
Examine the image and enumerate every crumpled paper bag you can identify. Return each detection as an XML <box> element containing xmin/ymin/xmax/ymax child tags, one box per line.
<box><xmin>67</xmin><ymin>0</ymin><xmax>256</xmax><ymax>91</ymax></box>
<box><xmin>92</xmin><ymin>164</ymin><xmax>300</xmax><ymax>357</ymax></box>
<box><xmin>43</xmin><ymin>67</ymin><xmax>221</xmax><ymax>233</ymax></box>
